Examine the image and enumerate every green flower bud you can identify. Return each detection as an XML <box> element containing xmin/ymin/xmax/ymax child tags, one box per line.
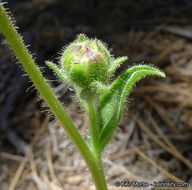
<box><xmin>61</xmin><ymin>34</ymin><xmax>112</xmax><ymax>87</ymax></box>
<box><xmin>59</xmin><ymin>34</ymin><xmax>127</xmax><ymax>99</ymax></box>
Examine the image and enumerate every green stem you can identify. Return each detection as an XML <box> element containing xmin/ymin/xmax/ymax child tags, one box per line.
<box><xmin>87</xmin><ymin>100</ymin><xmax>107</xmax><ymax>189</ymax></box>
<box><xmin>87</xmin><ymin>100</ymin><xmax>100</xmax><ymax>156</ymax></box>
<box><xmin>0</xmin><ymin>4</ymin><xmax>107</xmax><ymax>190</ymax></box>
<box><xmin>90</xmin><ymin>157</ymin><xmax>108</xmax><ymax>190</ymax></box>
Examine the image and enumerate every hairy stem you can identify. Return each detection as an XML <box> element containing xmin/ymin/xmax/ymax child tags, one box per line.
<box><xmin>91</xmin><ymin>157</ymin><xmax>108</xmax><ymax>190</ymax></box>
<box><xmin>87</xmin><ymin>100</ymin><xmax>100</xmax><ymax>156</ymax></box>
<box><xmin>0</xmin><ymin>4</ymin><xmax>107</xmax><ymax>190</ymax></box>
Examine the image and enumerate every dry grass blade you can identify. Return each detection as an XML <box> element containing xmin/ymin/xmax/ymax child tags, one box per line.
<box><xmin>134</xmin><ymin>148</ymin><xmax>183</xmax><ymax>182</ymax></box>
<box><xmin>145</xmin><ymin>110</ymin><xmax>192</xmax><ymax>170</ymax></box>
<box><xmin>104</xmin><ymin>158</ymin><xmax>134</xmax><ymax>180</ymax></box>
<box><xmin>46</xmin><ymin>140</ymin><xmax>62</xmax><ymax>188</ymax></box>
<box><xmin>145</xmin><ymin>110</ymin><xmax>175</xmax><ymax>148</ymax></box>
<box><xmin>160</xmin><ymin>26</ymin><xmax>192</xmax><ymax>39</ymax></box>
<box><xmin>0</xmin><ymin>152</ymin><xmax>24</xmax><ymax>162</ymax></box>
<box><xmin>108</xmin><ymin>145</ymin><xmax>146</xmax><ymax>160</ymax></box>
<box><xmin>131</xmin><ymin>114</ymin><xmax>192</xmax><ymax>170</ymax></box>
<box><xmin>8</xmin><ymin>116</ymin><xmax>50</xmax><ymax>190</ymax></box>
<box><xmin>145</xmin><ymin>96</ymin><xmax>180</xmax><ymax>135</ymax></box>
<box><xmin>155</xmin><ymin>40</ymin><xmax>184</xmax><ymax>63</ymax></box>
<box><xmin>42</xmin><ymin>173</ymin><xmax>62</xmax><ymax>190</ymax></box>
<box><xmin>30</xmin><ymin>157</ymin><xmax>45</xmax><ymax>190</ymax></box>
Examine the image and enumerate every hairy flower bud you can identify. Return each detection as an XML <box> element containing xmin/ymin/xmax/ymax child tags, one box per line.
<box><xmin>58</xmin><ymin>34</ymin><xmax>127</xmax><ymax>100</ymax></box>
<box><xmin>61</xmin><ymin>34</ymin><xmax>112</xmax><ymax>88</ymax></box>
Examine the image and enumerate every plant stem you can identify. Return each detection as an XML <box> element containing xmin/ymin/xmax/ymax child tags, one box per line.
<box><xmin>87</xmin><ymin>100</ymin><xmax>100</xmax><ymax>156</ymax></box>
<box><xmin>0</xmin><ymin>4</ymin><xmax>108</xmax><ymax>190</ymax></box>
<box><xmin>89</xmin><ymin>157</ymin><xmax>108</xmax><ymax>190</ymax></box>
<box><xmin>87</xmin><ymin>100</ymin><xmax>107</xmax><ymax>189</ymax></box>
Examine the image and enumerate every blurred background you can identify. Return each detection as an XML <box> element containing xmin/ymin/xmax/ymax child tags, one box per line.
<box><xmin>0</xmin><ymin>0</ymin><xmax>192</xmax><ymax>189</ymax></box>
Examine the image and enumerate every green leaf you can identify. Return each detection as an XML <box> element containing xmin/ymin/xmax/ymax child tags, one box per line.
<box><xmin>90</xmin><ymin>81</ymin><xmax>109</xmax><ymax>95</ymax></box>
<box><xmin>74</xmin><ymin>86</ymin><xmax>89</xmax><ymax>112</ymax></box>
<box><xmin>46</xmin><ymin>61</ymin><xmax>68</xmax><ymax>82</ymax></box>
<box><xmin>108</xmin><ymin>56</ymin><xmax>128</xmax><ymax>76</ymax></box>
<box><xmin>97</xmin><ymin>65</ymin><xmax>165</xmax><ymax>151</ymax></box>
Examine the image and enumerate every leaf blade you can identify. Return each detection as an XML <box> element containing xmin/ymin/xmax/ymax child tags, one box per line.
<box><xmin>97</xmin><ymin>65</ymin><xmax>165</xmax><ymax>151</ymax></box>
<box><xmin>46</xmin><ymin>61</ymin><xmax>68</xmax><ymax>82</ymax></box>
